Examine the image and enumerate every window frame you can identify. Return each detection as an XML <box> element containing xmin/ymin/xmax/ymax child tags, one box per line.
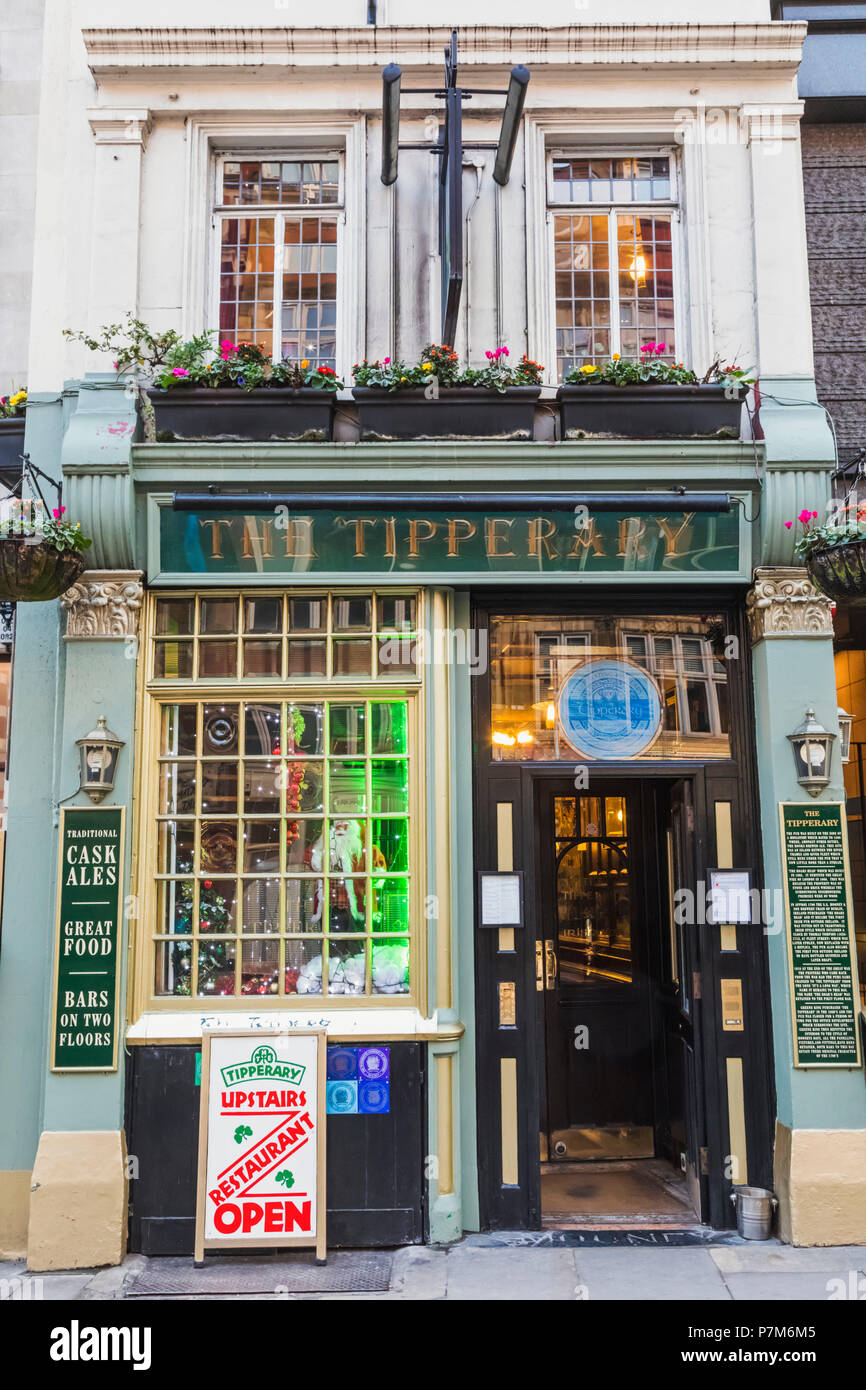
<box><xmin>545</xmin><ymin>147</ymin><xmax>685</xmax><ymax>377</ymax></box>
<box><xmin>210</xmin><ymin>150</ymin><xmax>345</xmax><ymax>373</ymax></box>
<box><xmin>132</xmin><ymin>588</ymin><xmax>427</xmax><ymax>1019</ymax></box>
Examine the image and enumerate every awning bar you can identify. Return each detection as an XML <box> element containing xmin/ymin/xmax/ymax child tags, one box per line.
<box><xmin>172</xmin><ymin>490</ymin><xmax>732</xmax><ymax>514</ymax></box>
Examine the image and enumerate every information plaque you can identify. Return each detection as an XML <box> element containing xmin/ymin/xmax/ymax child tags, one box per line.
<box><xmin>779</xmin><ymin>803</ymin><xmax>862</xmax><ymax>1069</ymax></box>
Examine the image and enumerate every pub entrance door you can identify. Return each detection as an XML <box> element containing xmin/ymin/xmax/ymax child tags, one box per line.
<box><xmin>535</xmin><ymin>777</ymin><xmax>705</xmax><ymax>1226</ymax></box>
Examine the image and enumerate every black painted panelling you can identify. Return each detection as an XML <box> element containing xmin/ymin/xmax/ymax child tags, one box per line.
<box><xmin>125</xmin><ymin>1042</ymin><xmax>426</xmax><ymax>1253</ymax></box>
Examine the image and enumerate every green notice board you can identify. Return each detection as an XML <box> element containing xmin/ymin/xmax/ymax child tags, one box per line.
<box><xmin>51</xmin><ymin>805</ymin><xmax>125</xmax><ymax>1072</ymax></box>
<box><xmin>780</xmin><ymin>803</ymin><xmax>862</xmax><ymax>1068</ymax></box>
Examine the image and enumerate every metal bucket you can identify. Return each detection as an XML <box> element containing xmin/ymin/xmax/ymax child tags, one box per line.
<box><xmin>731</xmin><ymin>1186</ymin><xmax>777</xmax><ymax>1240</ymax></box>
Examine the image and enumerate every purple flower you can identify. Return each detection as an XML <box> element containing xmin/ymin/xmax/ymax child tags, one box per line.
<box><xmin>172</xmin><ymin>367</ymin><xmax>189</xmax><ymax>377</ymax></box>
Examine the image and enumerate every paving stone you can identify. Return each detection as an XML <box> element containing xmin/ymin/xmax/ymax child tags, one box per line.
<box><xmin>391</xmin><ymin>1245</ymin><xmax>448</xmax><ymax>1300</ymax></box>
<box><xmin>444</xmin><ymin>1245</ymin><xmax>580</xmax><ymax>1300</ymax></box>
<box><xmin>724</xmin><ymin>1270</ymin><xmax>866</xmax><ymax>1301</ymax></box>
<box><xmin>575</xmin><ymin>1247</ymin><xmax>731</xmax><ymax>1300</ymax></box>
<box><xmin>711</xmin><ymin>1243</ymin><xmax>866</xmax><ymax>1276</ymax></box>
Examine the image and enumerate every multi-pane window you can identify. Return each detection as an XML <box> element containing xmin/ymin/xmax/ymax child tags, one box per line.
<box><xmin>216</xmin><ymin>158</ymin><xmax>341</xmax><ymax>368</ymax></box>
<box><xmin>550</xmin><ymin>155</ymin><xmax>677</xmax><ymax>377</ymax></box>
<box><xmin>153</xmin><ymin>592</ymin><xmax>418</xmax><ymax>682</ymax></box>
<box><xmin>149</xmin><ymin>590</ymin><xmax>419</xmax><ymax>1004</ymax></box>
<box><xmin>489</xmin><ymin>614</ymin><xmax>730</xmax><ymax>761</ymax></box>
<box><xmin>623</xmin><ymin>631</ymin><xmax>728</xmax><ymax>742</ymax></box>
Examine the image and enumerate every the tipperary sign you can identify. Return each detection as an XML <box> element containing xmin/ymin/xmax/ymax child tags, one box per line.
<box><xmin>780</xmin><ymin>803</ymin><xmax>862</xmax><ymax>1069</ymax></box>
<box><xmin>50</xmin><ymin>806</ymin><xmax>125</xmax><ymax>1072</ymax></box>
<box><xmin>159</xmin><ymin>505</ymin><xmax>740</xmax><ymax>578</ymax></box>
<box><xmin>195</xmin><ymin>1030</ymin><xmax>327</xmax><ymax>1262</ymax></box>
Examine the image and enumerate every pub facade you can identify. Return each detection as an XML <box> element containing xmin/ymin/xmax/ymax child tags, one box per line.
<box><xmin>1</xmin><ymin>6</ymin><xmax>864</xmax><ymax>1268</ymax></box>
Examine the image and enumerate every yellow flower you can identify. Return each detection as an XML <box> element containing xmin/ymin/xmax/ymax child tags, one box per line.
<box><xmin>301</xmin><ymin>359</ymin><xmax>310</xmax><ymax>369</ymax></box>
<box><xmin>9</xmin><ymin>390</ymin><xmax>26</xmax><ymax>406</ymax></box>
<box><xmin>579</xmin><ymin>364</ymin><xmax>598</xmax><ymax>375</ymax></box>
<box><xmin>400</xmin><ymin>375</ymin><xmax>407</xmax><ymax>381</ymax></box>
<box><xmin>611</xmin><ymin>353</ymin><xmax>621</xmax><ymax>362</ymax></box>
<box><xmin>421</xmin><ymin>362</ymin><xmax>432</xmax><ymax>371</ymax></box>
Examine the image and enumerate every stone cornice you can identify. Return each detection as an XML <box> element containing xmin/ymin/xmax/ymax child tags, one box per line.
<box><xmin>746</xmin><ymin>566</ymin><xmax>834</xmax><ymax>644</ymax></box>
<box><xmin>129</xmin><ymin>438</ymin><xmax>764</xmax><ymax>491</ymax></box>
<box><xmin>82</xmin><ymin>24</ymin><xmax>807</xmax><ymax>74</ymax></box>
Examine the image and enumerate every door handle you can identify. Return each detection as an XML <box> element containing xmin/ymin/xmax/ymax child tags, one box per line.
<box><xmin>535</xmin><ymin>940</ymin><xmax>544</xmax><ymax>992</ymax></box>
<box><xmin>545</xmin><ymin>941</ymin><xmax>557</xmax><ymax>990</ymax></box>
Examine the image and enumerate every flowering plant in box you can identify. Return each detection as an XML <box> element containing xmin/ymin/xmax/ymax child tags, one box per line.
<box><xmin>352</xmin><ymin>343</ymin><xmax>543</xmax><ymax>393</ymax></box>
<box><xmin>564</xmin><ymin>342</ymin><xmax>754</xmax><ymax>390</ymax></box>
<box><xmin>0</xmin><ymin>389</ymin><xmax>26</xmax><ymax>419</ymax></box>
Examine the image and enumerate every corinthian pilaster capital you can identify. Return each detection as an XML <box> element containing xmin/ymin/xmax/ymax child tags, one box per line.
<box><xmin>61</xmin><ymin>571</ymin><xmax>144</xmax><ymax>640</ymax></box>
<box><xmin>746</xmin><ymin>566</ymin><xmax>834</xmax><ymax>645</ymax></box>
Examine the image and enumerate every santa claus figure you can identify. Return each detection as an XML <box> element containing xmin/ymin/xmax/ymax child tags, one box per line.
<box><xmin>311</xmin><ymin>819</ymin><xmax>384</xmax><ymax>932</ymax></box>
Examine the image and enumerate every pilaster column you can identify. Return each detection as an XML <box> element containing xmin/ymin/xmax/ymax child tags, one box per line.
<box><xmin>748</xmin><ymin>566</ymin><xmax>866</xmax><ymax>1245</ymax></box>
<box><xmin>84</xmin><ymin>109</ymin><xmax>151</xmax><ymax>351</ymax></box>
<box><xmin>743</xmin><ymin>105</ymin><xmax>837</xmax><ymax>565</ymax></box>
<box><xmin>27</xmin><ymin>570</ymin><xmax>142</xmax><ymax>1270</ymax></box>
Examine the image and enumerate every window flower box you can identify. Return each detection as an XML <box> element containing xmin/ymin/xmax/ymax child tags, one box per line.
<box><xmin>145</xmin><ymin>386</ymin><xmax>338</xmax><ymax>443</ymax></box>
<box><xmin>352</xmin><ymin>343</ymin><xmax>543</xmax><ymax>440</ymax></box>
<box><xmin>558</xmin><ymin>384</ymin><xmax>742</xmax><ymax>440</ymax></box>
<box><xmin>557</xmin><ymin>347</ymin><xmax>749</xmax><ymax>440</ymax></box>
<box><xmin>352</xmin><ymin>386</ymin><xmax>541</xmax><ymax>441</ymax></box>
<box><xmin>0</xmin><ymin>416</ymin><xmax>26</xmax><ymax>491</ymax></box>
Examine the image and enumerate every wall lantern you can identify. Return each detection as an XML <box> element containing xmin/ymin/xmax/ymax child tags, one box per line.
<box><xmin>77</xmin><ymin>716</ymin><xmax>124</xmax><ymax>803</ymax></box>
<box><xmin>838</xmin><ymin>706</ymin><xmax>853</xmax><ymax>763</ymax></box>
<box><xmin>787</xmin><ymin>708</ymin><xmax>835</xmax><ymax>796</ymax></box>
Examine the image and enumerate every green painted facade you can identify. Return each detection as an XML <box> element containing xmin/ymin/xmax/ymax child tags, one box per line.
<box><xmin>1</xmin><ymin>371</ymin><xmax>864</xmax><ymax>1252</ymax></box>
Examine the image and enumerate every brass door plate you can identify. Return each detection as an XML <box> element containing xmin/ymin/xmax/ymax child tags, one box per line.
<box><xmin>720</xmin><ymin>978</ymin><xmax>744</xmax><ymax>1032</ymax></box>
<box><xmin>499</xmin><ymin>981</ymin><xmax>517</xmax><ymax>1027</ymax></box>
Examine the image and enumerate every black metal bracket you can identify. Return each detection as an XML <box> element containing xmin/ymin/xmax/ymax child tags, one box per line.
<box><xmin>381</xmin><ymin>30</ymin><xmax>530</xmax><ymax>347</ymax></box>
<box><xmin>8</xmin><ymin>453</ymin><xmax>63</xmax><ymax>512</ymax></box>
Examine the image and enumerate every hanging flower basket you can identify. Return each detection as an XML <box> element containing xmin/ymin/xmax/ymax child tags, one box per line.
<box><xmin>788</xmin><ymin>506</ymin><xmax>866</xmax><ymax>601</ymax></box>
<box><xmin>0</xmin><ymin>537</ymin><xmax>86</xmax><ymax>601</ymax></box>
<box><xmin>805</xmin><ymin>541</ymin><xmax>866</xmax><ymax>602</ymax></box>
<box><xmin>0</xmin><ymin>507</ymin><xmax>92</xmax><ymax>602</ymax></box>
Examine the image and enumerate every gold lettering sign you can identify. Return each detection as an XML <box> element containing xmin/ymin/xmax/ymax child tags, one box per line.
<box><xmin>484</xmin><ymin>517</ymin><xmax>516</xmax><ymax>557</ymax></box>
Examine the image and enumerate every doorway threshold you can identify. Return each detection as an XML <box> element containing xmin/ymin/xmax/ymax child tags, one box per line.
<box><xmin>541</xmin><ymin>1157</ymin><xmax>699</xmax><ymax>1231</ymax></box>
<box><xmin>466</xmin><ymin>1228</ymin><xmax>743</xmax><ymax>1248</ymax></box>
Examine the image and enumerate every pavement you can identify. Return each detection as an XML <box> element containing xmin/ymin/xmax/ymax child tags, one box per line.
<box><xmin>2</xmin><ymin>1236</ymin><xmax>866</xmax><ymax>1301</ymax></box>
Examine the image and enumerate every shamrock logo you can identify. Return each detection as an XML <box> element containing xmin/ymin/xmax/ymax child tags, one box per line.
<box><xmin>234</xmin><ymin>1124</ymin><xmax>253</xmax><ymax>1144</ymax></box>
<box><xmin>275</xmin><ymin>1170</ymin><xmax>295</xmax><ymax>1189</ymax></box>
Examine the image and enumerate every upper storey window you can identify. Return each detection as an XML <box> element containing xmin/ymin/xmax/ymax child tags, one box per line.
<box><xmin>549</xmin><ymin>155</ymin><xmax>678</xmax><ymax>379</ymax></box>
<box><xmin>215</xmin><ymin>157</ymin><xmax>342</xmax><ymax>370</ymax></box>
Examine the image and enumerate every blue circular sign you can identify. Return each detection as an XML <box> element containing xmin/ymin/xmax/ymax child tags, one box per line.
<box><xmin>557</xmin><ymin>659</ymin><xmax>662</xmax><ymax>760</ymax></box>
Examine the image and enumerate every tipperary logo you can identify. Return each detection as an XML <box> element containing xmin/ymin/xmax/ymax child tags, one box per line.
<box><xmin>220</xmin><ymin>1044</ymin><xmax>306</xmax><ymax>1088</ymax></box>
